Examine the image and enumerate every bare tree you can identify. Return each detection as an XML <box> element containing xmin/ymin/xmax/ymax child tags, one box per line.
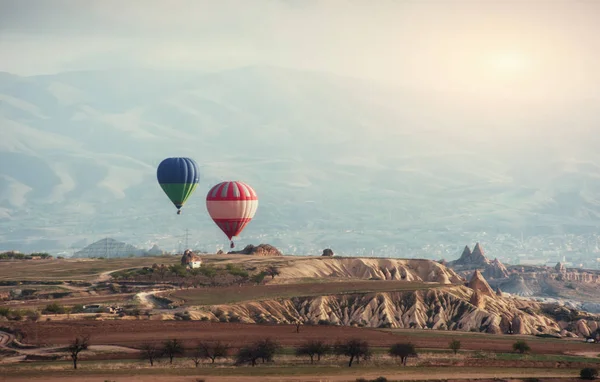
<box><xmin>235</xmin><ymin>345</ymin><xmax>260</xmax><ymax>367</ymax></box>
<box><xmin>389</xmin><ymin>343</ymin><xmax>417</xmax><ymax>366</ymax></box>
<box><xmin>334</xmin><ymin>339</ymin><xmax>370</xmax><ymax>367</ymax></box>
<box><xmin>295</xmin><ymin>340</ymin><xmax>331</xmax><ymax>364</ymax></box>
<box><xmin>140</xmin><ymin>343</ymin><xmax>162</xmax><ymax>366</ymax></box>
<box><xmin>67</xmin><ymin>336</ymin><xmax>89</xmax><ymax>369</ymax></box>
<box><xmin>163</xmin><ymin>339</ymin><xmax>184</xmax><ymax>364</ymax></box>
<box><xmin>449</xmin><ymin>339</ymin><xmax>461</xmax><ymax>355</ymax></box>
<box><xmin>195</xmin><ymin>341</ymin><xmax>229</xmax><ymax>364</ymax></box>
<box><xmin>235</xmin><ymin>338</ymin><xmax>280</xmax><ymax>367</ymax></box>
<box><xmin>190</xmin><ymin>347</ymin><xmax>202</xmax><ymax>368</ymax></box>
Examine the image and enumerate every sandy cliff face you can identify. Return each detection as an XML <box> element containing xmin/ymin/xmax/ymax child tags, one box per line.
<box><xmin>275</xmin><ymin>257</ymin><xmax>464</xmax><ymax>284</ymax></box>
<box><xmin>194</xmin><ymin>286</ymin><xmax>597</xmax><ymax>336</ymax></box>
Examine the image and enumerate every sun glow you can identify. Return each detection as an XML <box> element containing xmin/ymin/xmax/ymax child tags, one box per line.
<box><xmin>488</xmin><ymin>51</ymin><xmax>530</xmax><ymax>75</ymax></box>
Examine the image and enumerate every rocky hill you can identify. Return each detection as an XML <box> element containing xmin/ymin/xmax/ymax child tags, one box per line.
<box><xmin>447</xmin><ymin>243</ymin><xmax>600</xmax><ymax>308</ymax></box>
<box><xmin>157</xmin><ymin>256</ymin><xmax>600</xmax><ymax>337</ymax></box>
<box><xmin>188</xmin><ymin>282</ymin><xmax>599</xmax><ymax>338</ymax></box>
<box><xmin>499</xmin><ymin>264</ymin><xmax>600</xmax><ymax>307</ymax></box>
<box><xmin>228</xmin><ymin>244</ymin><xmax>283</xmax><ymax>257</ymax></box>
<box><xmin>448</xmin><ymin>243</ymin><xmax>510</xmax><ymax>280</ymax></box>
<box><xmin>274</xmin><ymin>257</ymin><xmax>464</xmax><ymax>284</ymax></box>
<box><xmin>73</xmin><ymin>238</ymin><xmax>164</xmax><ymax>258</ymax></box>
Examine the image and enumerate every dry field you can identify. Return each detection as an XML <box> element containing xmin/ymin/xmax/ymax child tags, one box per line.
<box><xmin>6</xmin><ymin>320</ymin><xmax>599</xmax><ymax>355</ymax></box>
<box><xmin>170</xmin><ymin>280</ymin><xmax>440</xmax><ymax>306</ymax></box>
<box><xmin>0</xmin><ymin>256</ymin><xmax>180</xmax><ymax>281</ymax></box>
<box><xmin>0</xmin><ymin>366</ymin><xmax>585</xmax><ymax>382</ymax></box>
<box><xmin>1</xmin><ymin>293</ymin><xmax>135</xmax><ymax>309</ymax></box>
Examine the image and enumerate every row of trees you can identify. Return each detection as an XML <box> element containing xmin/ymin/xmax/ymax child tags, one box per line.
<box><xmin>0</xmin><ymin>251</ymin><xmax>52</xmax><ymax>260</ymax></box>
<box><xmin>65</xmin><ymin>336</ymin><xmax>532</xmax><ymax>369</ymax></box>
<box><xmin>138</xmin><ymin>338</ymin><xmax>417</xmax><ymax>368</ymax></box>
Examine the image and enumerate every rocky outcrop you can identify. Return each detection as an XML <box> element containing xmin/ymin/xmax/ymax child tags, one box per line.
<box><xmin>452</xmin><ymin>245</ymin><xmax>487</xmax><ymax>267</ymax></box>
<box><xmin>483</xmin><ymin>258</ymin><xmax>509</xmax><ymax>279</ymax></box>
<box><xmin>275</xmin><ymin>258</ymin><xmax>464</xmax><ymax>284</ymax></box>
<box><xmin>448</xmin><ymin>243</ymin><xmax>508</xmax><ymax>280</ymax></box>
<box><xmin>229</xmin><ymin>244</ymin><xmax>283</xmax><ymax>256</ymax></box>
<box><xmin>189</xmin><ymin>286</ymin><xmax>598</xmax><ymax>336</ymax></box>
<box><xmin>470</xmin><ymin>290</ymin><xmax>485</xmax><ymax>309</ymax></box>
<box><xmin>467</xmin><ymin>270</ymin><xmax>495</xmax><ymax>298</ymax></box>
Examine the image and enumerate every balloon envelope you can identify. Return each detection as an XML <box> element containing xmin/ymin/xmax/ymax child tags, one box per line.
<box><xmin>206</xmin><ymin>181</ymin><xmax>258</xmax><ymax>242</ymax></box>
<box><xmin>157</xmin><ymin>157</ymin><xmax>200</xmax><ymax>213</ymax></box>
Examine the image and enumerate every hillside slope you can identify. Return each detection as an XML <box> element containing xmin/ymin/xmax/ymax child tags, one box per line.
<box><xmin>275</xmin><ymin>257</ymin><xmax>464</xmax><ymax>284</ymax></box>
<box><xmin>187</xmin><ymin>286</ymin><xmax>598</xmax><ymax>338</ymax></box>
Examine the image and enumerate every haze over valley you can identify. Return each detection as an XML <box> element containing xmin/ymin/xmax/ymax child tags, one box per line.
<box><xmin>1</xmin><ymin>1</ymin><xmax>600</xmax><ymax>266</ymax></box>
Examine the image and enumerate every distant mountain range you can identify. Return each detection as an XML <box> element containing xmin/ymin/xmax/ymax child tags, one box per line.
<box><xmin>1</xmin><ymin>65</ymin><xmax>600</xmax><ymax>257</ymax></box>
<box><xmin>73</xmin><ymin>238</ymin><xmax>164</xmax><ymax>258</ymax></box>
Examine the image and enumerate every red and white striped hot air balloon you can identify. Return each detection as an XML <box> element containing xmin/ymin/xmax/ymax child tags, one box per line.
<box><xmin>206</xmin><ymin>181</ymin><xmax>258</xmax><ymax>249</ymax></box>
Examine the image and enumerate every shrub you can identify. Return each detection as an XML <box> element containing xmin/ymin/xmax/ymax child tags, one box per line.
<box><xmin>389</xmin><ymin>343</ymin><xmax>417</xmax><ymax>366</ymax></box>
<box><xmin>513</xmin><ymin>340</ymin><xmax>531</xmax><ymax>354</ymax></box>
<box><xmin>42</xmin><ymin>303</ymin><xmax>65</xmax><ymax>315</ymax></box>
<box><xmin>581</xmin><ymin>368</ymin><xmax>598</xmax><ymax>380</ymax></box>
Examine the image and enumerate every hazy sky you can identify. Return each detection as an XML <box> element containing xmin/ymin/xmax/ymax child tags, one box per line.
<box><xmin>1</xmin><ymin>0</ymin><xmax>599</xmax><ymax>101</ymax></box>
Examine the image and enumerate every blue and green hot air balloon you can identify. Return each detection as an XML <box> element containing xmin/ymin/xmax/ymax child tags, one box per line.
<box><xmin>157</xmin><ymin>157</ymin><xmax>200</xmax><ymax>214</ymax></box>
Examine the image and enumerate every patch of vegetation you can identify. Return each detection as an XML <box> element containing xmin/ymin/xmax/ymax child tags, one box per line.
<box><xmin>235</xmin><ymin>338</ymin><xmax>280</xmax><ymax>367</ymax></box>
<box><xmin>250</xmin><ymin>272</ymin><xmax>267</xmax><ymax>284</ymax></box>
<box><xmin>335</xmin><ymin>338</ymin><xmax>371</xmax><ymax>367</ymax></box>
<box><xmin>42</xmin><ymin>303</ymin><xmax>67</xmax><ymax>315</ymax></box>
<box><xmin>581</xmin><ymin>368</ymin><xmax>598</xmax><ymax>380</ymax></box>
<box><xmin>0</xmin><ymin>251</ymin><xmax>52</xmax><ymax>260</ymax></box>
<box><xmin>389</xmin><ymin>343</ymin><xmax>417</xmax><ymax>366</ymax></box>
<box><xmin>512</xmin><ymin>340</ymin><xmax>531</xmax><ymax>354</ymax></box>
<box><xmin>225</xmin><ymin>264</ymin><xmax>249</xmax><ymax>279</ymax></box>
<box><xmin>295</xmin><ymin>340</ymin><xmax>331</xmax><ymax>364</ymax></box>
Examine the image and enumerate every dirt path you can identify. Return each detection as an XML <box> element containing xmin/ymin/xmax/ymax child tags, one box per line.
<box><xmin>95</xmin><ymin>268</ymin><xmax>131</xmax><ymax>283</ymax></box>
<box><xmin>0</xmin><ymin>330</ymin><xmax>15</xmax><ymax>347</ymax></box>
<box><xmin>564</xmin><ymin>350</ymin><xmax>600</xmax><ymax>358</ymax></box>
<box><xmin>0</xmin><ymin>329</ymin><xmax>139</xmax><ymax>365</ymax></box>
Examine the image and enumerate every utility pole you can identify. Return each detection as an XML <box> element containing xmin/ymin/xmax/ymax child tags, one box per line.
<box><xmin>184</xmin><ymin>229</ymin><xmax>190</xmax><ymax>250</ymax></box>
